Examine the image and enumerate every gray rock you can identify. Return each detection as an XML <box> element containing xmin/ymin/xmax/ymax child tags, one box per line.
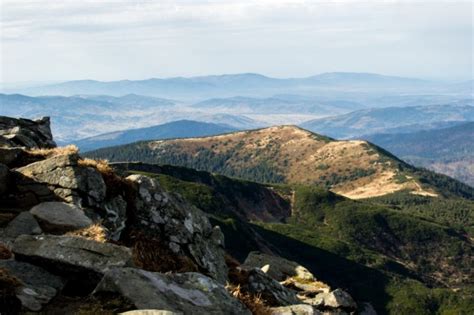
<box><xmin>12</xmin><ymin>234</ymin><xmax>133</xmax><ymax>275</ymax></box>
<box><xmin>0</xmin><ymin>260</ymin><xmax>65</xmax><ymax>311</ymax></box>
<box><xmin>102</xmin><ymin>195</ymin><xmax>127</xmax><ymax>240</ymax></box>
<box><xmin>243</xmin><ymin>251</ymin><xmax>315</xmax><ymax>282</ymax></box>
<box><xmin>360</xmin><ymin>303</ymin><xmax>377</xmax><ymax>315</ymax></box>
<box><xmin>0</xmin><ymin>116</ymin><xmax>56</xmax><ymax>149</ymax></box>
<box><xmin>271</xmin><ymin>304</ymin><xmax>322</xmax><ymax>315</ymax></box>
<box><xmin>4</xmin><ymin>212</ymin><xmax>42</xmax><ymax>238</ymax></box>
<box><xmin>0</xmin><ymin>163</ymin><xmax>10</xmax><ymax>195</ymax></box>
<box><xmin>0</xmin><ymin>147</ymin><xmax>23</xmax><ymax>166</ymax></box>
<box><xmin>30</xmin><ymin>201</ymin><xmax>92</xmax><ymax>234</ymax></box>
<box><xmin>247</xmin><ymin>268</ymin><xmax>300</xmax><ymax>306</ymax></box>
<box><xmin>305</xmin><ymin>289</ymin><xmax>356</xmax><ymax>310</ymax></box>
<box><xmin>94</xmin><ymin>268</ymin><xmax>250</xmax><ymax>315</ymax></box>
<box><xmin>120</xmin><ymin>311</ymin><xmax>182</xmax><ymax>315</ymax></box>
<box><xmin>127</xmin><ymin>174</ymin><xmax>227</xmax><ymax>284</ymax></box>
<box><xmin>15</xmin><ymin>153</ymin><xmax>106</xmax><ymax>206</ymax></box>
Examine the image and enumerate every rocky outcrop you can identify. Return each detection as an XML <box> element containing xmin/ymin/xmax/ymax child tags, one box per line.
<box><xmin>15</xmin><ymin>153</ymin><xmax>106</xmax><ymax>207</ymax></box>
<box><xmin>0</xmin><ymin>116</ymin><xmax>56</xmax><ymax>149</ymax></box>
<box><xmin>247</xmin><ymin>268</ymin><xmax>300</xmax><ymax>306</ymax></box>
<box><xmin>0</xmin><ymin>260</ymin><xmax>65</xmax><ymax>311</ymax></box>
<box><xmin>30</xmin><ymin>202</ymin><xmax>93</xmax><ymax>234</ymax></box>
<box><xmin>12</xmin><ymin>235</ymin><xmax>134</xmax><ymax>276</ymax></box>
<box><xmin>94</xmin><ymin>268</ymin><xmax>251</xmax><ymax>315</ymax></box>
<box><xmin>127</xmin><ymin>174</ymin><xmax>228</xmax><ymax>284</ymax></box>
<box><xmin>0</xmin><ymin>163</ymin><xmax>10</xmax><ymax>195</ymax></box>
<box><xmin>244</xmin><ymin>251</ymin><xmax>315</xmax><ymax>281</ymax></box>
<box><xmin>2</xmin><ymin>212</ymin><xmax>42</xmax><ymax>240</ymax></box>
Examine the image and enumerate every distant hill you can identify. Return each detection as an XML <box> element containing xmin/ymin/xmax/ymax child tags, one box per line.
<box><xmin>74</xmin><ymin>120</ymin><xmax>237</xmax><ymax>152</ymax></box>
<box><xmin>300</xmin><ymin>103</ymin><xmax>474</xmax><ymax>138</ymax></box>
<box><xmin>10</xmin><ymin>72</ymin><xmax>460</xmax><ymax>100</ymax></box>
<box><xmin>193</xmin><ymin>95</ymin><xmax>364</xmax><ymax>115</ymax></box>
<box><xmin>86</xmin><ymin>125</ymin><xmax>474</xmax><ymax>200</ymax></box>
<box><xmin>364</xmin><ymin>122</ymin><xmax>474</xmax><ymax>186</ymax></box>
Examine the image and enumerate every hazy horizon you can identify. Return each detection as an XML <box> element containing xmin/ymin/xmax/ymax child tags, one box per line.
<box><xmin>1</xmin><ymin>0</ymin><xmax>473</xmax><ymax>85</ymax></box>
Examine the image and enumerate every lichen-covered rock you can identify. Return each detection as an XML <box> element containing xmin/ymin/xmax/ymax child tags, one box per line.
<box><xmin>120</xmin><ymin>311</ymin><xmax>182</xmax><ymax>315</ymax></box>
<box><xmin>94</xmin><ymin>268</ymin><xmax>251</xmax><ymax>315</ymax></box>
<box><xmin>304</xmin><ymin>289</ymin><xmax>356</xmax><ymax>310</ymax></box>
<box><xmin>270</xmin><ymin>304</ymin><xmax>321</xmax><ymax>315</ymax></box>
<box><xmin>12</xmin><ymin>235</ymin><xmax>133</xmax><ymax>275</ymax></box>
<box><xmin>126</xmin><ymin>174</ymin><xmax>227</xmax><ymax>284</ymax></box>
<box><xmin>0</xmin><ymin>116</ymin><xmax>56</xmax><ymax>149</ymax></box>
<box><xmin>15</xmin><ymin>153</ymin><xmax>106</xmax><ymax>206</ymax></box>
<box><xmin>0</xmin><ymin>260</ymin><xmax>65</xmax><ymax>311</ymax></box>
<box><xmin>30</xmin><ymin>201</ymin><xmax>93</xmax><ymax>234</ymax></box>
<box><xmin>0</xmin><ymin>163</ymin><xmax>10</xmax><ymax>195</ymax></box>
<box><xmin>102</xmin><ymin>195</ymin><xmax>127</xmax><ymax>240</ymax></box>
<box><xmin>3</xmin><ymin>212</ymin><xmax>42</xmax><ymax>239</ymax></box>
<box><xmin>243</xmin><ymin>251</ymin><xmax>315</xmax><ymax>282</ymax></box>
<box><xmin>247</xmin><ymin>268</ymin><xmax>300</xmax><ymax>306</ymax></box>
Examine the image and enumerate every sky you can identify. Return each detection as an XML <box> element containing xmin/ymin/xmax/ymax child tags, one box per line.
<box><xmin>1</xmin><ymin>0</ymin><xmax>473</xmax><ymax>84</ymax></box>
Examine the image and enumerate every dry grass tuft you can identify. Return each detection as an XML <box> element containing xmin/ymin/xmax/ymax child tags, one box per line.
<box><xmin>66</xmin><ymin>223</ymin><xmax>108</xmax><ymax>243</ymax></box>
<box><xmin>0</xmin><ymin>243</ymin><xmax>12</xmax><ymax>260</ymax></box>
<box><xmin>79</xmin><ymin>158</ymin><xmax>129</xmax><ymax>197</ymax></box>
<box><xmin>27</xmin><ymin>145</ymin><xmax>79</xmax><ymax>158</ymax></box>
<box><xmin>227</xmin><ymin>284</ymin><xmax>272</xmax><ymax>315</ymax></box>
<box><xmin>130</xmin><ymin>231</ymin><xmax>198</xmax><ymax>273</ymax></box>
<box><xmin>224</xmin><ymin>254</ymin><xmax>272</xmax><ymax>315</ymax></box>
<box><xmin>0</xmin><ymin>268</ymin><xmax>22</xmax><ymax>312</ymax></box>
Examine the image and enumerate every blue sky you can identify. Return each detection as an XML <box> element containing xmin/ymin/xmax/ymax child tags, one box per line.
<box><xmin>1</xmin><ymin>0</ymin><xmax>472</xmax><ymax>83</ymax></box>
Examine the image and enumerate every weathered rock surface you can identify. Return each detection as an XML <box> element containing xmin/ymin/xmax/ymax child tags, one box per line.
<box><xmin>0</xmin><ymin>147</ymin><xmax>23</xmax><ymax>166</ymax></box>
<box><xmin>94</xmin><ymin>268</ymin><xmax>251</xmax><ymax>315</ymax></box>
<box><xmin>30</xmin><ymin>201</ymin><xmax>93</xmax><ymax>234</ymax></box>
<box><xmin>0</xmin><ymin>163</ymin><xmax>10</xmax><ymax>195</ymax></box>
<box><xmin>3</xmin><ymin>211</ymin><xmax>42</xmax><ymax>239</ymax></box>
<box><xmin>120</xmin><ymin>311</ymin><xmax>182</xmax><ymax>315</ymax></box>
<box><xmin>244</xmin><ymin>251</ymin><xmax>315</xmax><ymax>281</ymax></box>
<box><xmin>15</xmin><ymin>153</ymin><xmax>106</xmax><ymax>206</ymax></box>
<box><xmin>0</xmin><ymin>260</ymin><xmax>65</xmax><ymax>311</ymax></box>
<box><xmin>0</xmin><ymin>116</ymin><xmax>56</xmax><ymax>149</ymax></box>
<box><xmin>12</xmin><ymin>235</ymin><xmax>133</xmax><ymax>275</ymax></box>
<box><xmin>127</xmin><ymin>174</ymin><xmax>228</xmax><ymax>284</ymax></box>
<box><xmin>247</xmin><ymin>268</ymin><xmax>301</xmax><ymax>306</ymax></box>
<box><xmin>304</xmin><ymin>289</ymin><xmax>356</xmax><ymax>310</ymax></box>
<box><xmin>270</xmin><ymin>304</ymin><xmax>322</xmax><ymax>315</ymax></box>
<box><xmin>102</xmin><ymin>195</ymin><xmax>127</xmax><ymax>240</ymax></box>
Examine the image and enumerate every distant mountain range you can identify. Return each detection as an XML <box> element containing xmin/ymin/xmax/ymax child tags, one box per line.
<box><xmin>74</xmin><ymin>120</ymin><xmax>237</xmax><ymax>152</ymax></box>
<box><xmin>6</xmin><ymin>72</ymin><xmax>471</xmax><ymax>100</ymax></box>
<box><xmin>300</xmin><ymin>103</ymin><xmax>474</xmax><ymax>138</ymax></box>
<box><xmin>365</xmin><ymin>122</ymin><xmax>474</xmax><ymax>186</ymax></box>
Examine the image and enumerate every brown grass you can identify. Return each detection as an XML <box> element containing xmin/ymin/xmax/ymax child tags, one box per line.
<box><xmin>66</xmin><ymin>223</ymin><xmax>108</xmax><ymax>243</ymax></box>
<box><xmin>130</xmin><ymin>231</ymin><xmax>198</xmax><ymax>273</ymax></box>
<box><xmin>224</xmin><ymin>254</ymin><xmax>272</xmax><ymax>315</ymax></box>
<box><xmin>0</xmin><ymin>267</ymin><xmax>21</xmax><ymax>292</ymax></box>
<box><xmin>79</xmin><ymin>158</ymin><xmax>130</xmax><ymax>198</ymax></box>
<box><xmin>226</xmin><ymin>284</ymin><xmax>272</xmax><ymax>315</ymax></box>
<box><xmin>0</xmin><ymin>243</ymin><xmax>12</xmax><ymax>260</ymax></box>
<box><xmin>27</xmin><ymin>144</ymin><xmax>79</xmax><ymax>158</ymax></box>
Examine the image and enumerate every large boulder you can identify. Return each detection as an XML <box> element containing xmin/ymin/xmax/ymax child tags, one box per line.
<box><xmin>0</xmin><ymin>260</ymin><xmax>65</xmax><ymax>311</ymax></box>
<box><xmin>126</xmin><ymin>174</ymin><xmax>228</xmax><ymax>284</ymax></box>
<box><xmin>3</xmin><ymin>212</ymin><xmax>42</xmax><ymax>239</ymax></box>
<box><xmin>12</xmin><ymin>235</ymin><xmax>133</xmax><ymax>276</ymax></box>
<box><xmin>0</xmin><ymin>116</ymin><xmax>56</xmax><ymax>149</ymax></box>
<box><xmin>303</xmin><ymin>289</ymin><xmax>356</xmax><ymax>310</ymax></box>
<box><xmin>243</xmin><ymin>252</ymin><xmax>315</xmax><ymax>282</ymax></box>
<box><xmin>247</xmin><ymin>268</ymin><xmax>300</xmax><ymax>306</ymax></box>
<box><xmin>15</xmin><ymin>153</ymin><xmax>106</xmax><ymax>207</ymax></box>
<box><xmin>30</xmin><ymin>201</ymin><xmax>93</xmax><ymax>234</ymax></box>
<box><xmin>94</xmin><ymin>268</ymin><xmax>251</xmax><ymax>315</ymax></box>
<box><xmin>0</xmin><ymin>147</ymin><xmax>23</xmax><ymax>166</ymax></box>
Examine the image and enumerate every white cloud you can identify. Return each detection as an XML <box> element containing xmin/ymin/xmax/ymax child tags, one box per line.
<box><xmin>1</xmin><ymin>0</ymin><xmax>472</xmax><ymax>82</ymax></box>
